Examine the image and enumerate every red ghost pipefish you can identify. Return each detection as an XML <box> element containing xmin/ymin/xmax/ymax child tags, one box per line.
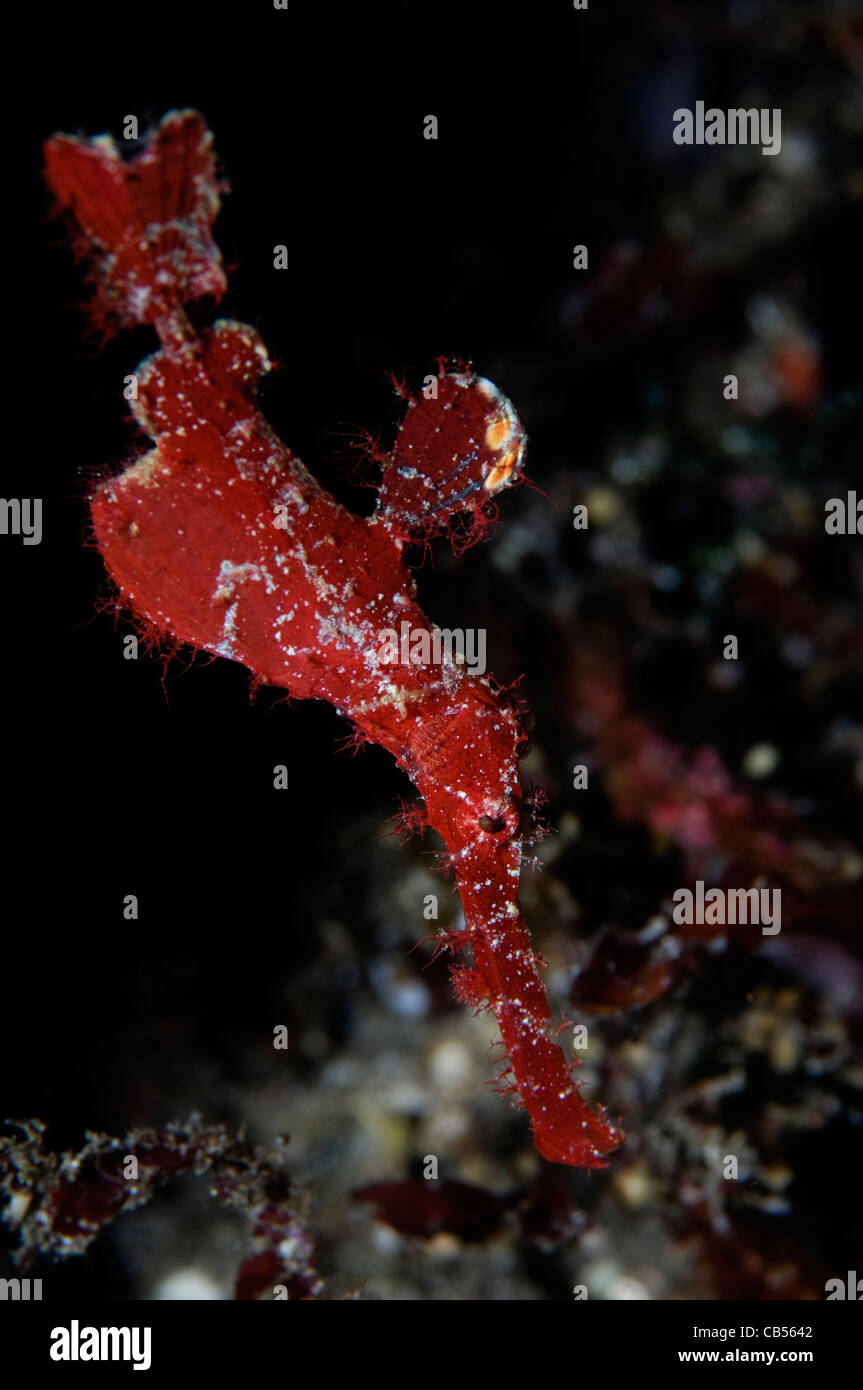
<box><xmin>44</xmin><ymin>110</ymin><xmax>622</xmax><ymax>1168</ymax></box>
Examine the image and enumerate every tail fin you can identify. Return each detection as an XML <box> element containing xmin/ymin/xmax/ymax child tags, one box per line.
<box><xmin>44</xmin><ymin>109</ymin><xmax>226</xmax><ymax>334</ymax></box>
